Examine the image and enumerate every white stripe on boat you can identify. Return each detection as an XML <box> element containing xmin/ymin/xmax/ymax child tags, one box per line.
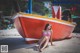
<box><xmin>25</xmin><ymin>38</ymin><xmax>39</xmax><ymax>41</ymax></box>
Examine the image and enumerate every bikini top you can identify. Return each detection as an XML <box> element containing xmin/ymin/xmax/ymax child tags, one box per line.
<box><xmin>42</xmin><ymin>30</ymin><xmax>52</xmax><ymax>36</ymax></box>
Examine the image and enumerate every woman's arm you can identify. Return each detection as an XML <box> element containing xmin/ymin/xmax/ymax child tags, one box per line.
<box><xmin>50</xmin><ymin>30</ymin><xmax>53</xmax><ymax>46</ymax></box>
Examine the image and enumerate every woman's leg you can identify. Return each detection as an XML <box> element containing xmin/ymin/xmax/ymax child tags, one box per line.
<box><xmin>41</xmin><ymin>37</ymin><xmax>49</xmax><ymax>51</ymax></box>
<box><xmin>38</xmin><ymin>36</ymin><xmax>44</xmax><ymax>44</ymax></box>
<box><xmin>38</xmin><ymin>36</ymin><xmax>46</xmax><ymax>51</ymax></box>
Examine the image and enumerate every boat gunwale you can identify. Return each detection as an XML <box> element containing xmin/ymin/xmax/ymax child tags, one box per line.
<box><xmin>13</xmin><ymin>13</ymin><xmax>76</xmax><ymax>27</ymax></box>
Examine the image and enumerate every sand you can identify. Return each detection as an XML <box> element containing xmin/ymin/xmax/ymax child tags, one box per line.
<box><xmin>0</xmin><ymin>29</ymin><xmax>80</xmax><ymax>53</ymax></box>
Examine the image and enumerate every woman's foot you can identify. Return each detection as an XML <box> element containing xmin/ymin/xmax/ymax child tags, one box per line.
<box><xmin>45</xmin><ymin>45</ymin><xmax>49</xmax><ymax>48</ymax></box>
<box><xmin>38</xmin><ymin>47</ymin><xmax>42</xmax><ymax>52</ymax></box>
<box><xmin>38</xmin><ymin>46</ymin><xmax>42</xmax><ymax>52</ymax></box>
<box><xmin>39</xmin><ymin>49</ymin><xmax>42</xmax><ymax>52</ymax></box>
<box><xmin>40</xmin><ymin>48</ymin><xmax>44</xmax><ymax>52</ymax></box>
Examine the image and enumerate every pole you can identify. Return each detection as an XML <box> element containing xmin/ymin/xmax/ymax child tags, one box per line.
<box><xmin>28</xmin><ymin>0</ymin><xmax>32</xmax><ymax>14</ymax></box>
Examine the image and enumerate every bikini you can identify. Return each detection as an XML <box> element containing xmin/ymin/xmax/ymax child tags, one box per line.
<box><xmin>42</xmin><ymin>30</ymin><xmax>51</xmax><ymax>37</ymax></box>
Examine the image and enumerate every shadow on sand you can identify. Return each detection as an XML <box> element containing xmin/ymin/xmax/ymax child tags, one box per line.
<box><xmin>0</xmin><ymin>37</ymin><xmax>73</xmax><ymax>52</ymax></box>
<box><xmin>0</xmin><ymin>38</ymin><xmax>39</xmax><ymax>51</ymax></box>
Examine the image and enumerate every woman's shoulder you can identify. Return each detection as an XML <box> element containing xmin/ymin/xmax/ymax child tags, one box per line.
<box><xmin>42</xmin><ymin>30</ymin><xmax>46</xmax><ymax>34</ymax></box>
<box><xmin>42</xmin><ymin>30</ymin><xmax>47</xmax><ymax>33</ymax></box>
<box><xmin>50</xmin><ymin>29</ymin><xmax>53</xmax><ymax>31</ymax></box>
<box><xmin>50</xmin><ymin>30</ymin><xmax>53</xmax><ymax>32</ymax></box>
<box><xmin>42</xmin><ymin>30</ymin><xmax>45</xmax><ymax>32</ymax></box>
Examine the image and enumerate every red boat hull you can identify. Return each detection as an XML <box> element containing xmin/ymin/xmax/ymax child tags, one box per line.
<box><xmin>14</xmin><ymin>13</ymin><xmax>75</xmax><ymax>44</ymax></box>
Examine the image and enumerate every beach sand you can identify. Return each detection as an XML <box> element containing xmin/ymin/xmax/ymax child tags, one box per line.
<box><xmin>0</xmin><ymin>29</ymin><xmax>80</xmax><ymax>53</ymax></box>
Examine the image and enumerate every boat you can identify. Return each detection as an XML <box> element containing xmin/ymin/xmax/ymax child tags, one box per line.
<box><xmin>13</xmin><ymin>12</ymin><xmax>76</xmax><ymax>44</ymax></box>
<box><xmin>13</xmin><ymin>0</ymin><xmax>76</xmax><ymax>44</ymax></box>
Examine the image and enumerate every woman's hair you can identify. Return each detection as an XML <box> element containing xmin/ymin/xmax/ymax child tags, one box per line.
<box><xmin>44</xmin><ymin>23</ymin><xmax>52</xmax><ymax>30</ymax></box>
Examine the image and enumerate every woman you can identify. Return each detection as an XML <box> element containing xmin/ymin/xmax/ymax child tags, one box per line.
<box><xmin>38</xmin><ymin>23</ymin><xmax>53</xmax><ymax>52</ymax></box>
